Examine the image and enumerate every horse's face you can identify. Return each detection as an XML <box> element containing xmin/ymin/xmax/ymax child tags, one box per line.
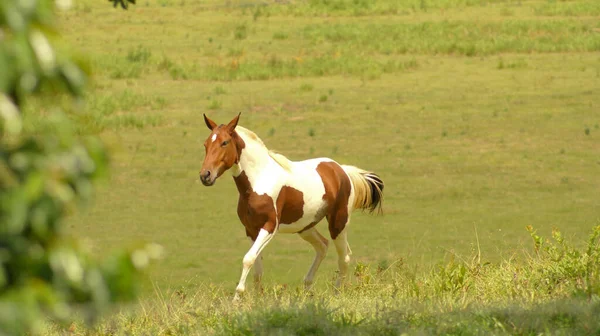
<box><xmin>200</xmin><ymin>113</ymin><xmax>241</xmax><ymax>186</ymax></box>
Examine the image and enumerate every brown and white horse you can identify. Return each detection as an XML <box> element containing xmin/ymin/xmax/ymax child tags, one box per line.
<box><xmin>199</xmin><ymin>113</ymin><xmax>384</xmax><ymax>301</ymax></box>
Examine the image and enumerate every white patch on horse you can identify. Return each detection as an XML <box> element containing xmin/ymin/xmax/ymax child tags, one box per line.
<box><xmin>211</xmin><ymin>133</ymin><xmax>217</xmax><ymax>142</ymax></box>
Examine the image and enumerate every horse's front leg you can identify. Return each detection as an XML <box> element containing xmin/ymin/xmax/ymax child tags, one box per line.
<box><xmin>234</xmin><ymin>227</ymin><xmax>275</xmax><ymax>302</ymax></box>
<box><xmin>244</xmin><ymin>235</ymin><xmax>264</xmax><ymax>290</ymax></box>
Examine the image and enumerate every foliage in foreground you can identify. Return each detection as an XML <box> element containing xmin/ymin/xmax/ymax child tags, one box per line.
<box><xmin>1</xmin><ymin>0</ymin><xmax>159</xmax><ymax>335</ymax></box>
<box><xmin>49</xmin><ymin>225</ymin><xmax>600</xmax><ymax>335</ymax></box>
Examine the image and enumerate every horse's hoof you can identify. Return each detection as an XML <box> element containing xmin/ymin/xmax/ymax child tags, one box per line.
<box><xmin>232</xmin><ymin>291</ymin><xmax>244</xmax><ymax>304</ymax></box>
<box><xmin>333</xmin><ymin>283</ymin><xmax>346</xmax><ymax>295</ymax></box>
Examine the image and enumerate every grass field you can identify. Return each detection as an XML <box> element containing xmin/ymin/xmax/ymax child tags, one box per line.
<box><xmin>42</xmin><ymin>0</ymin><xmax>600</xmax><ymax>333</ymax></box>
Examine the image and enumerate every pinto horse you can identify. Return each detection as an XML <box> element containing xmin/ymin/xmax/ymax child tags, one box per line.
<box><xmin>200</xmin><ymin>113</ymin><xmax>384</xmax><ymax>301</ymax></box>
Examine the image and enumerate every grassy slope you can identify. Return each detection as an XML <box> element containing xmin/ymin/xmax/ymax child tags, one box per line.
<box><xmin>45</xmin><ymin>0</ymin><xmax>600</xmax><ymax>333</ymax></box>
<box><xmin>58</xmin><ymin>0</ymin><xmax>600</xmax><ymax>290</ymax></box>
<box><xmin>50</xmin><ymin>226</ymin><xmax>600</xmax><ymax>335</ymax></box>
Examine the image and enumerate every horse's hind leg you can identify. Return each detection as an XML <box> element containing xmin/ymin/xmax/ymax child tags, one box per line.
<box><xmin>332</xmin><ymin>226</ymin><xmax>351</xmax><ymax>290</ymax></box>
<box><xmin>298</xmin><ymin>227</ymin><xmax>329</xmax><ymax>289</ymax></box>
<box><xmin>253</xmin><ymin>253</ymin><xmax>263</xmax><ymax>290</ymax></box>
<box><xmin>327</xmin><ymin>198</ymin><xmax>352</xmax><ymax>290</ymax></box>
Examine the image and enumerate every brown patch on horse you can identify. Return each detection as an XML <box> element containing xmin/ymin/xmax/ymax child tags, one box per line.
<box><xmin>277</xmin><ymin>186</ymin><xmax>304</xmax><ymax>225</ymax></box>
<box><xmin>316</xmin><ymin>161</ymin><xmax>351</xmax><ymax>240</ymax></box>
<box><xmin>234</xmin><ymin>171</ymin><xmax>277</xmax><ymax>239</ymax></box>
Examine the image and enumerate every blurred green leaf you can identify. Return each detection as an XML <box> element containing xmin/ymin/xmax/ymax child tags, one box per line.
<box><xmin>0</xmin><ymin>0</ymin><xmax>159</xmax><ymax>334</ymax></box>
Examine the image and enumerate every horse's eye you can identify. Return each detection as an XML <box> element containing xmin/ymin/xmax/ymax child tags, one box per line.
<box><xmin>221</xmin><ymin>140</ymin><xmax>230</xmax><ymax>147</ymax></box>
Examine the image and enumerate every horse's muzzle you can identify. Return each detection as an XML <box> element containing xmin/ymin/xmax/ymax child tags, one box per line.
<box><xmin>199</xmin><ymin>170</ymin><xmax>215</xmax><ymax>186</ymax></box>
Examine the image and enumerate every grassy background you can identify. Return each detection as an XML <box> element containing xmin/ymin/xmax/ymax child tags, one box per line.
<box><xmin>42</xmin><ymin>1</ymin><xmax>600</xmax><ymax>330</ymax></box>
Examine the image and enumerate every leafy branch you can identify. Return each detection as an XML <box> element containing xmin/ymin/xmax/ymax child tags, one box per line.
<box><xmin>0</xmin><ymin>0</ymin><xmax>158</xmax><ymax>334</ymax></box>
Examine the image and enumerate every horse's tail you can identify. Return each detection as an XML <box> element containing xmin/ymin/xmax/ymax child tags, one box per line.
<box><xmin>341</xmin><ymin>165</ymin><xmax>384</xmax><ymax>214</ymax></box>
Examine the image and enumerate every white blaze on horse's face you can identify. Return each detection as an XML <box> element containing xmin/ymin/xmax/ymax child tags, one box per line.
<box><xmin>199</xmin><ymin>113</ymin><xmax>241</xmax><ymax>186</ymax></box>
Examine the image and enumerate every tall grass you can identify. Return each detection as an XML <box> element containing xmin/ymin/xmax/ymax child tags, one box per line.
<box><xmin>302</xmin><ymin>20</ymin><xmax>600</xmax><ymax>56</ymax></box>
<box><xmin>47</xmin><ymin>225</ymin><xmax>600</xmax><ymax>335</ymax></box>
<box><xmin>198</xmin><ymin>55</ymin><xmax>419</xmax><ymax>81</ymax></box>
<box><xmin>77</xmin><ymin>90</ymin><xmax>165</xmax><ymax>133</ymax></box>
<box><xmin>237</xmin><ymin>0</ymin><xmax>524</xmax><ymax>17</ymax></box>
<box><xmin>89</xmin><ymin>17</ymin><xmax>599</xmax><ymax>82</ymax></box>
<box><xmin>21</xmin><ymin>89</ymin><xmax>165</xmax><ymax>135</ymax></box>
<box><xmin>534</xmin><ymin>0</ymin><xmax>600</xmax><ymax>17</ymax></box>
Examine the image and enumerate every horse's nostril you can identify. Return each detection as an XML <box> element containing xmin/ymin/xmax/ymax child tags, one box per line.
<box><xmin>200</xmin><ymin>170</ymin><xmax>211</xmax><ymax>182</ymax></box>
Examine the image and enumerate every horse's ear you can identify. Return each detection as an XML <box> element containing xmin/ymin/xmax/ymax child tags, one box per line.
<box><xmin>226</xmin><ymin>112</ymin><xmax>241</xmax><ymax>133</ymax></box>
<box><xmin>204</xmin><ymin>114</ymin><xmax>217</xmax><ymax>131</ymax></box>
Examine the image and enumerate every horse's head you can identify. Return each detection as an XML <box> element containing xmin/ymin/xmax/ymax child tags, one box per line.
<box><xmin>199</xmin><ymin>113</ymin><xmax>242</xmax><ymax>186</ymax></box>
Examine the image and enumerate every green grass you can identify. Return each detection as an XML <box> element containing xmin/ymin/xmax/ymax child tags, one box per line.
<box><xmin>217</xmin><ymin>0</ymin><xmax>600</xmax><ymax>18</ymax></box>
<box><xmin>44</xmin><ymin>0</ymin><xmax>600</xmax><ymax>333</ymax></box>
<box><xmin>228</xmin><ymin>0</ymin><xmax>532</xmax><ymax>16</ymax></box>
<box><xmin>22</xmin><ymin>88</ymin><xmax>166</xmax><ymax>134</ymax></box>
<box><xmin>79</xmin><ymin>89</ymin><xmax>165</xmax><ymax>132</ymax></box>
<box><xmin>301</xmin><ymin>20</ymin><xmax>600</xmax><ymax>56</ymax></box>
<box><xmin>534</xmin><ymin>0</ymin><xmax>600</xmax><ymax>17</ymax></box>
<box><xmin>50</xmin><ymin>298</ymin><xmax>600</xmax><ymax>335</ymax></box>
<box><xmin>46</xmin><ymin>226</ymin><xmax>600</xmax><ymax>335</ymax></box>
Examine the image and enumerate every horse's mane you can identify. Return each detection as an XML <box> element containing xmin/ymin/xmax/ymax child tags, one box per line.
<box><xmin>235</xmin><ymin>126</ymin><xmax>293</xmax><ymax>172</ymax></box>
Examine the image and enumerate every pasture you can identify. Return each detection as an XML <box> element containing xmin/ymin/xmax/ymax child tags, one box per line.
<box><xmin>44</xmin><ymin>0</ymin><xmax>600</xmax><ymax>334</ymax></box>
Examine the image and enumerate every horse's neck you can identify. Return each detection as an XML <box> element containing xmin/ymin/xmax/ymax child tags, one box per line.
<box><xmin>231</xmin><ymin>139</ymin><xmax>279</xmax><ymax>193</ymax></box>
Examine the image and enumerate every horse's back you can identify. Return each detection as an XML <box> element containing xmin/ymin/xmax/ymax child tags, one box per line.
<box><xmin>288</xmin><ymin>157</ymin><xmax>340</xmax><ymax>190</ymax></box>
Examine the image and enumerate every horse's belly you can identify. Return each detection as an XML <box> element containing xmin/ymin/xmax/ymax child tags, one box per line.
<box><xmin>277</xmin><ymin>185</ymin><xmax>328</xmax><ymax>234</ymax></box>
<box><xmin>278</xmin><ymin>201</ymin><xmax>326</xmax><ymax>234</ymax></box>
